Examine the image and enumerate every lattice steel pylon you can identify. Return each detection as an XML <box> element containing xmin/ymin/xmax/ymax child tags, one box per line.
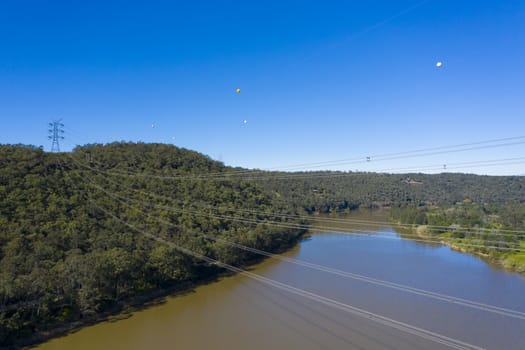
<box><xmin>48</xmin><ymin>120</ymin><xmax>65</xmax><ymax>152</ymax></box>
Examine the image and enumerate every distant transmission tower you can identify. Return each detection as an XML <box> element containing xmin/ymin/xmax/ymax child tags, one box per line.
<box><xmin>48</xmin><ymin>120</ymin><xmax>65</xmax><ymax>152</ymax></box>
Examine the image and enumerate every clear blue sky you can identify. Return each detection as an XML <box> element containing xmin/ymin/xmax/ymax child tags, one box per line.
<box><xmin>1</xmin><ymin>0</ymin><xmax>524</xmax><ymax>174</ymax></box>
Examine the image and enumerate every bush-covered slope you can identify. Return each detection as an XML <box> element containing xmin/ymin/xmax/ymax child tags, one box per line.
<box><xmin>257</xmin><ymin>171</ymin><xmax>525</xmax><ymax>212</ymax></box>
<box><xmin>0</xmin><ymin>143</ymin><xmax>303</xmax><ymax>347</ymax></box>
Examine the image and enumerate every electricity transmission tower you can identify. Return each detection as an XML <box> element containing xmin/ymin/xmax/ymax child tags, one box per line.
<box><xmin>48</xmin><ymin>120</ymin><xmax>65</xmax><ymax>152</ymax></box>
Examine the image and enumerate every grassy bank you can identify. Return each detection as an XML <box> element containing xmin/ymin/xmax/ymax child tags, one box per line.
<box><xmin>401</xmin><ymin>224</ymin><xmax>525</xmax><ymax>275</ymax></box>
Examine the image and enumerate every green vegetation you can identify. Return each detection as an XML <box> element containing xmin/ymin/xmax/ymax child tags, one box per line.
<box><xmin>256</xmin><ymin>172</ymin><xmax>525</xmax><ymax>212</ymax></box>
<box><xmin>503</xmin><ymin>241</ymin><xmax>525</xmax><ymax>271</ymax></box>
<box><xmin>1</xmin><ymin>142</ymin><xmax>524</xmax><ymax>348</ymax></box>
<box><xmin>391</xmin><ymin>203</ymin><xmax>525</xmax><ymax>273</ymax></box>
<box><xmin>0</xmin><ymin>143</ymin><xmax>304</xmax><ymax>348</ymax></box>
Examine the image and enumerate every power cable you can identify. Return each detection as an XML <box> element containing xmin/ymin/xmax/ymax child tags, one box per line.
<box><xmin>74</xmin><ymin>164</ymin><xmax>524</xmax><ymax>252</ymax></box>
<box><xmin>62</xmin><ymin>135</ymin><xmax>525</xmax><ymax>180</ymax></box>
<box><xmin>65</xmin><ymin>153</ymin><xmax>525</xmax><ymax>238</ymax></box>
<box><xmin>92</xmin><ymin>180</ymin><xmax>525</xmax><ymax>320</ymax></box>
<box><xmin>62</xmin><ymin>164</ymin><xmax>525</xmax><ymax>321</ymax></box>
<box><xmin>88</xmin><ymin>199</ymin><xmax>486</xmax><ymax>350</ymax></box>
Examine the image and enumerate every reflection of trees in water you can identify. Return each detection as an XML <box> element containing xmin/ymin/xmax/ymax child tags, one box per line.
<box><xmin>309</xmin><ymin>210</ymin><xmax>393</xmax><ymax>233</ymax></box>
<box><xmin>395</xmin><ymin>226</ymin><xmax>442</xmax><ymax>248</ymax></box>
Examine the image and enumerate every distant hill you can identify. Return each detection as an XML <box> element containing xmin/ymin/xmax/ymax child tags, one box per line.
<box><xmin>256</xmin><ymin>170</ymin><xmax>525</xmax><ymax>213</ymax></box>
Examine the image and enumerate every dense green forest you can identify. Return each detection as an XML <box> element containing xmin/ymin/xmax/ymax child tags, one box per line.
<box><xmin>0</xmin><ymin>143</ymin><xmax>304</xmax><ymax>348</ymax></box>
<box><xmin>1</xmin><ymin>142</ymin><xmax>524</xmax><ymax>348</ymax></box>
<box><xmin>255</xmin><ymin>171</ymin><xmax>525</xmax><ymax>212</ymax></box>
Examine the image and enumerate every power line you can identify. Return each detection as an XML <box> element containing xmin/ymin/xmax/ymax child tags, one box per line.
<box><xmin>59</xmin><ymin>158</ymin><xmax>521</xmax><ymax>348</ymax></box>
<box><xmin>58</xmin><ymin>159</ymin><xmax>525</xmax><ymax>348</ymax></box>
<box><xmin>65</xmin><ymin>144</ymin><xmax>525</xmax><ymax>183</ymax></box>
<box><xmin>62</xmin><ymin>135</ymin><xmax>525</xmax><ymax>180</ymax></box>
<box><xmin>83</xmin><ymin>178</ymin><xmax>525</xmax><ymax>320</ymax></box>
<box><xmin>66</xmin><ymin>153</ymin><xmax>525</xmax><ymax>238</ymax></box>
<box><xmin>268</xmin><ymin>135</ymin><xmax>525</xmax><ymax>172</ymax></box>
<box><xmin>85</xmin><ymin>177</ymin><xmax>523</xmax><ymax>252</ymax></box>
<box><xmin>87</xmin><ymin>199</ymin><xmax>485</xmax><ymax>350</ymax></box>
<box><xmin>95</xmin><ymin>177</ymin><xmax>525</xmax><ymax>245</ymax></box>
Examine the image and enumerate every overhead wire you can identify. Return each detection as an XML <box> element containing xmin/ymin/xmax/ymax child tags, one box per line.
<box><xmin>79</xmin><ymin>171</ymin><xmax>525</xmax><ymax>252</ymax></box>
<box><xmin>1</xmin><ymin>128</ymin><xmax>512</xmax><ymax>345</ymax></box>
<box><xmin>86</xmin><ymin>197</ymin><xmax>486</xmax><ymax>350</ymax></box>
<box><xmin>52</xmin><ymin>133</ymin><xmax>520</xmax><ymax>348</ymax></box>
<box><xmin>85</xmin><ymin>177</ymin><xmax>524</xmax><ymax>251</ymax></box>
<box><xmin>62</xmin><ymin>135</ymin><xmax>525</xmax><ymax>180</ymax></box>
<box><xmin>85</xmin><ymin>177</ymin><xmax>525</xmax><ymax>320</ymax></box>
<box><xmin>62</xmin><ymin>160</ymin><xmax>525</xmax><ymax>321</ymax></box>
<box><xmin>71</xmin><ymin>155</ymin><xmax>525</xmax><ymax>182</ymax></box>
<box><xmin>65</xmin><ymin>152</ymin><xmax>525</xmax><ymax>238</ymax></box>
<box><xmin>268</xmin><ymin>136</ymin><xmax>525</xmax><ymax>172</ymax></box>
<box><xmin>63</xmin><ymin>137</ymin><xmax>525</xmax><ymax>250</ymax></box>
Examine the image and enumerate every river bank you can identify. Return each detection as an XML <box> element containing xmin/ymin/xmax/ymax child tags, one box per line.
<box><xmin>402</xmin><ymin>224</ymin><xmax>525</xmax><ymax>275</ymax></box>
<box><xmin>311</xmin><ymin>209</ymin><xmax>525</xmax><ymax>275</ymax></box>
<box><xmin>11</xmin><ymin>234</ymin><xmax>306</xmax><ymax>350</ymax></box>
<box><xmin>35</xmin><ymin>212</ymin><xmax>525</xmax><ymax>350</ymax></box>
<box><xmin>17</xmin><ymin>209</ymin><xmax>525</xmax><ymax>349</ymax></box>
<box><xmin>15</xmin><ymin>271</ymin><xmax>219</xmax><ymax>350</ymax></box>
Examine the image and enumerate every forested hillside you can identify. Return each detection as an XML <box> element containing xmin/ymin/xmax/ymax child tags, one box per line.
<box><xmin>0</xmin><ymin>143</ymin><xmax>304</xmax><ymax>348</ymax></box>
<box><xmin>256</xmin><ymin>171</ymin><xmax>525</xmax><ymax>212</ymax></box>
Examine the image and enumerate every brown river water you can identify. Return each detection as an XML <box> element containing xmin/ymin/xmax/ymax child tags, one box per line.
<box><xmin>36</xmin><ymin>211</ymin><xmax>525</xmax><ymax>350</ymax></box>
